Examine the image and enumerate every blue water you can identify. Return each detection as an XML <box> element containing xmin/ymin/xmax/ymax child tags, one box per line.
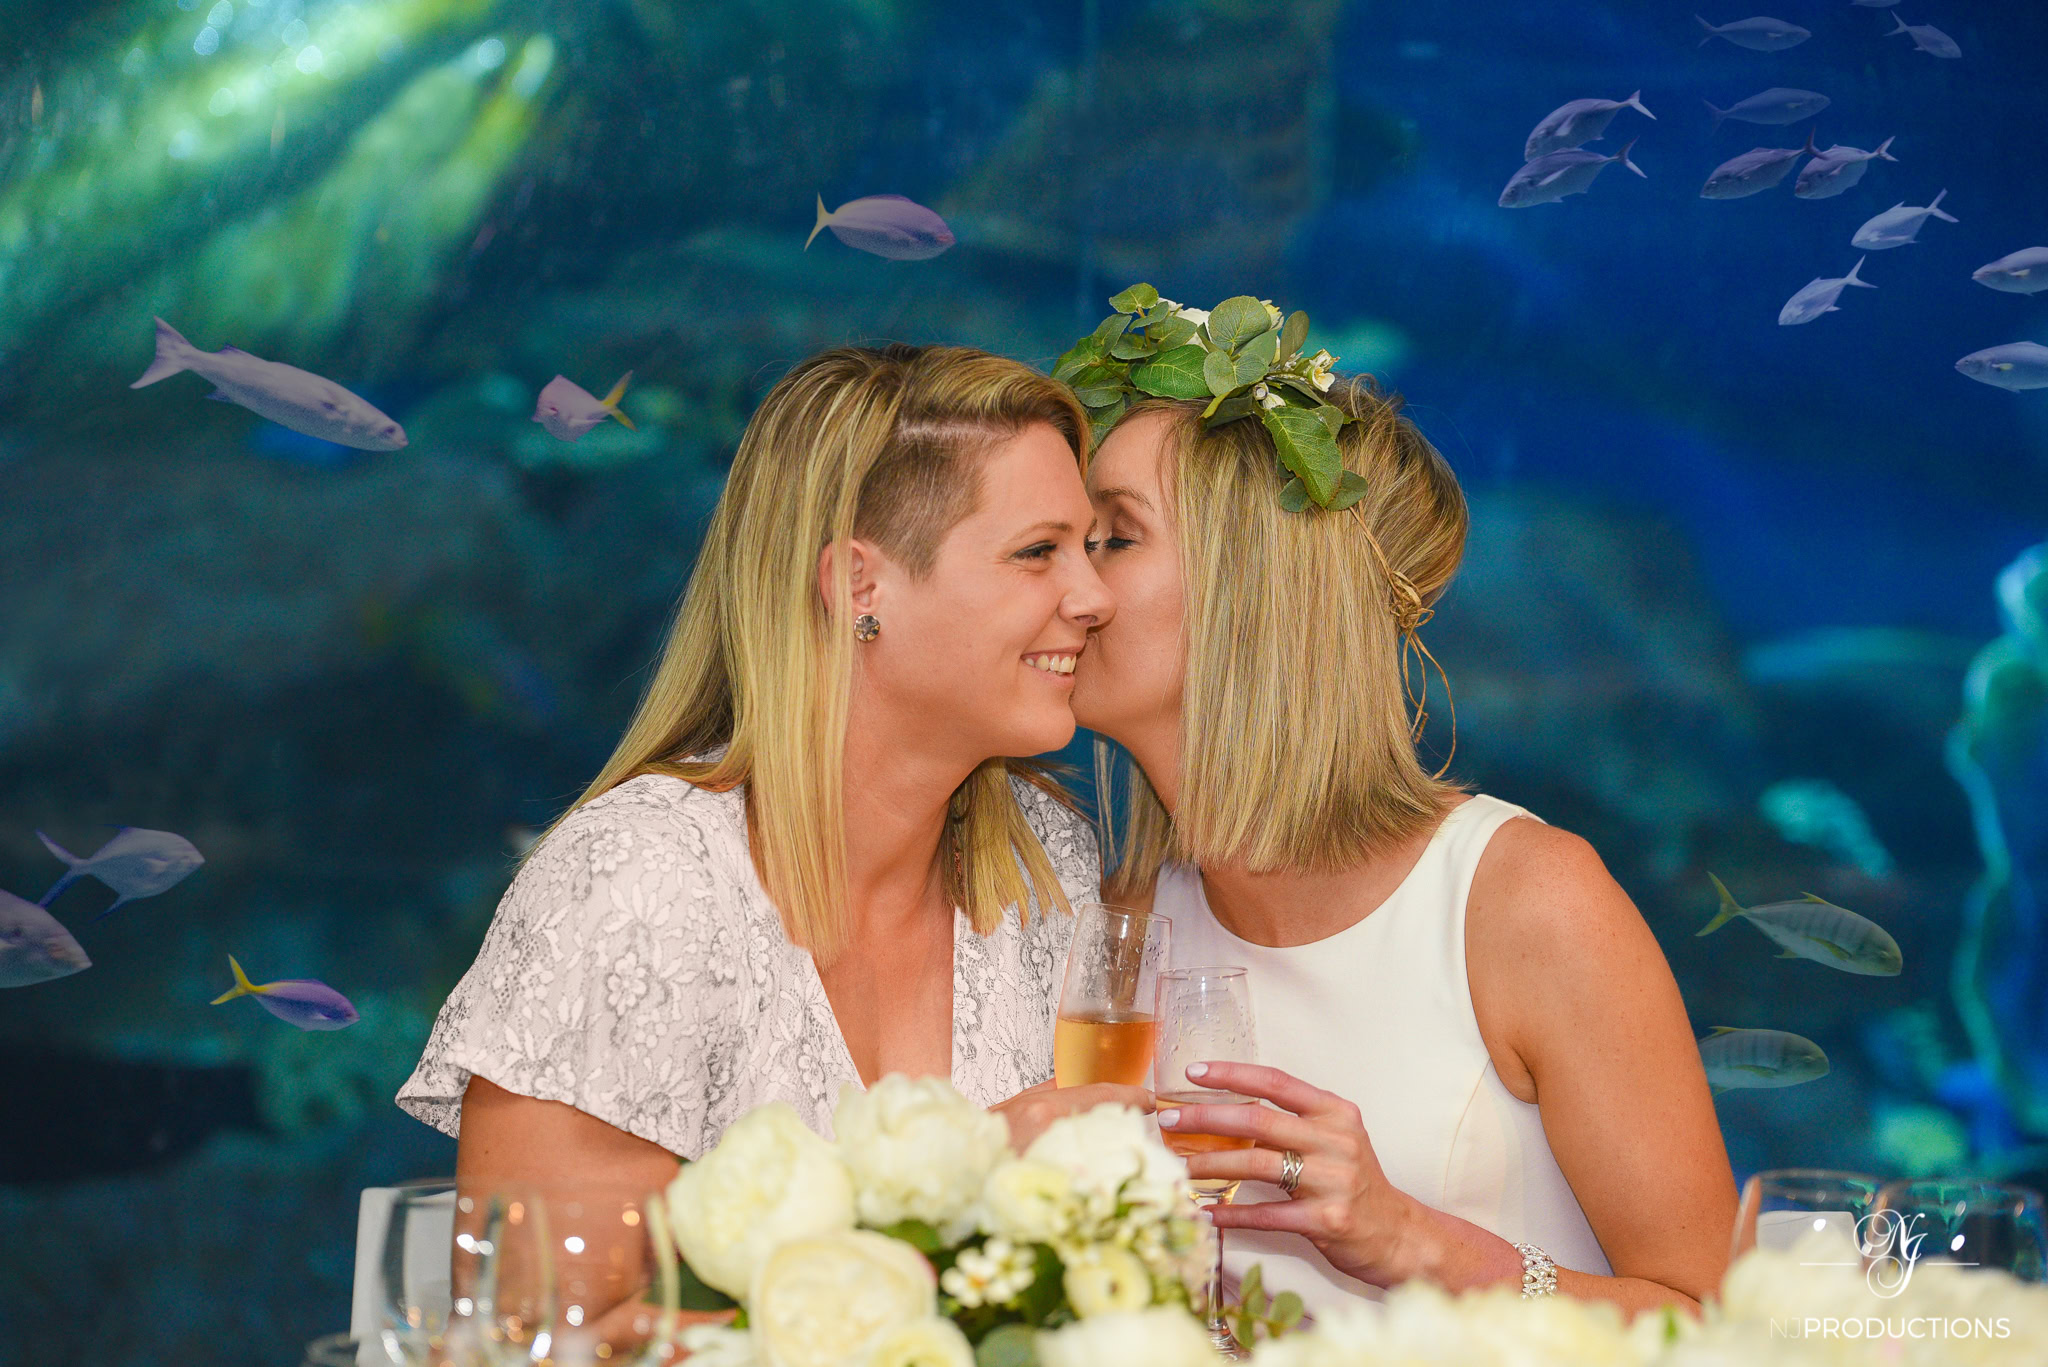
<box><xmin>2</xmin><ymin>1</ymin><xmax>2044</xmax><ymax>1359</ymax></box>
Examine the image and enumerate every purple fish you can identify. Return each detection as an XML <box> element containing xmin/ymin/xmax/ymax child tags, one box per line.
<box><xmin>534</xmin><ymin>372</ymin><xmax>636</xmax><ymax>442</ymax></box>
<box><xmin>805</xmin><ymin>194</ymin><xmax>955</xmax><ymax>261</ymax></box>
<box><xmin>1523</xmin><ymin>91</ymin><xmax>1655</xmax><ymax>160</ymax></box>
<box><xmin>1794</xmin><ymin>138</ymin><xmax>1898</xmax><ymax>199</ymax></box>
<box><xmin>1885</xmin><ymin>14</ymin><xmax>1960</xmax><ymax>59</ymax></box>
<box><xmin>1498</xmin><ymin>140</ymin><xmax>1646</xmax><ymax>208</ymax></box>
<box><xmin>0</xmin><ymin>889</ymin><xmax>91</xmax><ymax>988</ymax></box>
<box><xmin>39</xmin><ymin>827</ymin><xmax>204</xmax><ymax>922</ymax></box>
<box><xmin>1704</xmin><ymin>87</ymin><xmax>1830</xmax><ymax>131</ymax></box>
<box><xmin>210</xmin><ymin>955</ymin><xmax>358</xmax><ymax>1030</ymax></box>
<box><xmin>1701</xmin><ymin>130</ymin><xmax>1817</xmax><ymax>199</ymax></box>
<box><xmin>132</xmin><ymin>318</ymin><xmax>407</xmax><ymax>451</ymax></box>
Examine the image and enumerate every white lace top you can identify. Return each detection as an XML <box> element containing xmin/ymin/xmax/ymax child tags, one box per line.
<box><xmin>395</xmin><ymin>770</ymin><xmax>1095</xmax><ymax>1158</ymax></box>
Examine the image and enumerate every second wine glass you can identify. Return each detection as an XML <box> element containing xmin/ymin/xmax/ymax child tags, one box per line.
<box><xmin>1053</xmin><ymin>902</ymin><xmax>1172</xmax><ymax>1087</ymax></box>
<box><xmin>1155</xmin><ymin>965</ymin><xmax>1257</xmax><ymax>1361</ymax></box>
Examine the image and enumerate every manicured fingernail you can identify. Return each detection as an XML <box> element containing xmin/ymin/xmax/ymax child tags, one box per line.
<box><xmin>1157</xmin><ymin>1109</ymin><xmax>1181</xmax><ymax>1128</ymax></box>
<box><xmin>1186</xmin><ymin>1063</ymin><xmax>1210</xmax><ymax>1079</ymax></box>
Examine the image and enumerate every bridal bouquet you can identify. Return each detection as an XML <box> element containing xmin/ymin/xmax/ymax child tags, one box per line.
<box><xmin>1243</xmin><ymin>1229</ymin><xmax>2048</xmax><ymax>1367</ymax></box>
<box><xmin>648</xmin><ymin>1075</ymin><xmax>1212</xmax><ymax>1367</ymax></box>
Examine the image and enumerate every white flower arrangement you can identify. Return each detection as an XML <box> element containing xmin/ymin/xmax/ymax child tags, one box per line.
<box><xmin>646</xmin><ymin>1076</ymin><xmax>1210</xmax><ymax>1367</ymax></box>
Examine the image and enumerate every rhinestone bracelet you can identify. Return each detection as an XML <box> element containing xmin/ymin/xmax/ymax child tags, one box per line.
<box><xmin>1512</xmin><ymin>1241</ymin><xmax>1558</xmax><ymax>1298</ymax></box>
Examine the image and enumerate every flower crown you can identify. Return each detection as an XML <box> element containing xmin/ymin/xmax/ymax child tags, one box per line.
<box><xmin>1054</xmin><ymin>283</ymin><xmax>1360</xmax><ymax>512</ymax></box>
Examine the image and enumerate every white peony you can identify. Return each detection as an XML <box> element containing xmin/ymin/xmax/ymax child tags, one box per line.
<box><xmin>749</xmin><ymin>1229</ymin><xmax>938</xmax><ymax>1367</ymax></box>
<box><xmin>864</xmin><ymin>1316</ymin><xmax>974</xmax><ymax>1367</ymax></box>
<box><xmin>665</xmin><ymin>1102</ymin><xmax>857</xmax><ymax>1299</ymax></box>
<box><xmin>979</xmin><ymin>1158</ymin><xmax>1078</xmax><ymax>1246</ymax></box>
<box><xmin>834</xmin><ymin>1075</ymin><xmax>1010</xmax><ymax>1238</ymax></box>
<box><xmin>1063</xmin><ymin>1245</ymin><xmax>1154</xmax><ymax>1318</ymax></box>
<box><xmin>680</xmin><ymin>1324</ymin><xmax>760</xmax><ymax>1367</ymax></box>
<box><xmin>1025</xmin><ymin>1104</ymin><xmax>1189</xmax><ymax>1227</ymax></box>
<box><xmin>1036</xmin><ymin>1307</ymin><xmax>1215</xmax><ymax>1367</ymax></box>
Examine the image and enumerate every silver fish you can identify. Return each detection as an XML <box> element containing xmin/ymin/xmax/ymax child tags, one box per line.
<box><xmin>1778</xmin><ymin>257</ymin><xmax>1876</xmax><ymax>325</ymax></box>
<box><xmin>1851</xmin><ymin>190</ymin><xmax>1957</xmax><ymax>249</ymax></box>
<box><xmin>1696</xmin><ymin>15</ymin><xmax>1811</xmax><ymax>51</ymax></box>
<box><xmin>1956</xmin><ymin>343</ymin><xmax>2048</xmax><ymax>392</ymax></box>
<box><xmin>38</xmin><ymin>826</ymin><xmax>204</xmax><ymax>922</ymax></box>
<box><xmin>1704</xmin><ymin>87</ymin><xmax>1830</xmax><ymax>130</ymax></box>
<box><xmin>1701</xmin><ymin>130</ymin><xmax>1817</xmax><ymax>199</ymax></box>
<box><xmin>1794</xmin><ymin>138</ymin><xmax>1897</xmax><ymax>199</ymax></box>
<box><xmin>805</xmin><ymin>194</ymin><xmax>955</xmax><ymax>261</ymax></box>
<box><xmin>1523</xmin><ymin>91</ymin><xmax>1656</xmax><ymax>160</ymax></box>
<box><xmin>1885</xmin><ymin>14</ymin><xmax>1960</xmax><ymax>59</ymax></box>
<box><xmin>533</xmin><ymin>372</ymin><xmax>636</xmax><ymax>443</ymax></box>
<box><xmin>0</xmin><ymin>889</ymin><xmax>90</xmax><ymax>988</ymax></box>
<box><xmin>131</xmin><ymin>318</ymin><xmax>407</xmax><ymax>451</ymax></box>
<box><xmin>1498</xmin><ymin>140</ymin><xmax>1646</xmax><ymax>208</ymax></box>
<box><xmin>210</xmin><ymin>954</ymin><xmax>358</xmax><ymax>1031</ymax></box>
<box><xmin>1698</xmin><ymin>873</ymin><xmax>1903</xmax><ymax>975</ymax></box>
<box><xmin>1700</xmin><ymin>1027</ymin><xmax>1830</xmax><ymax>1092</ymax></box>
<box><xmin>1971</xmin><ymin>248</ymin><xmax>2048</xmax><ymax>295</ymax></box>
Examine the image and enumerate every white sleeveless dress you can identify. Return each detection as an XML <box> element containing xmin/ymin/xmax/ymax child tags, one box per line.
<box><xmin>1155</xmin><ymin>793</ymin><xmax>1612</xmax><ymax>1314</ymax></box>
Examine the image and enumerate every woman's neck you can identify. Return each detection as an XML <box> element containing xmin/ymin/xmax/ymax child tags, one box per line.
<box><xmin>839</xmin><ymin>720</ymin><xmax>965</xmax><ymax>933</ymax></box>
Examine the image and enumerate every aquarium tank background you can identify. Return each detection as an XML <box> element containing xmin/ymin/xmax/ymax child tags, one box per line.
<box><xmin>2</xmin><ymin>0</ymin><xmax>2046</xmax><ymax>1359</ymax></box>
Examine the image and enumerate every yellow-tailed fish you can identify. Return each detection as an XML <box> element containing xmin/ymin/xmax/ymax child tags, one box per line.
<box><xmin>1698</xmin><ymin>873</ymin><xmax>1903</xmax><ymax>976</ymax></box>
<box><xmin>210</xmin><ymin>954</ymin><xmax>358</xmax><ymax>1031</ymax></box>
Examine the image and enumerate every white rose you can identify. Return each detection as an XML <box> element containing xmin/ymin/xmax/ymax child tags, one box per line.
<box><xmin>865</xmin><ymin>1316</ymin><xmax>974</xmax><ymax>1367</ymax></box>
<box><xmin>680</xmin><ymin>1324</ymin><xmax>760</xmax><ymax>1367</ymax></box>
<box><xmin>979</xmin><ymin>1158</ymin><xmax>1078</xmax><ymax>1246</ymax></box>
<box><xmin>665</xmin><ymin>1102</ymin><xmax>857</xmax><ymax>1299</ymax></box>
<box><xmin>1025</xmin><ymin>1104</ymin><xmax>1188</xmax><ymax>1225</ymax></box>
<box><xmin>1177</xmin><ymin>307</ymin><xmax>1210</xmax><ymax>330</ymax></box>
<box><xmin>750</xmin><ymin>1229</ymin><xmax>938</xmax><ymax>1367</ymax></box>
<box><xmin>834</xmin><ymin>1075</ymin><xmax>1010</xmax><ymax>1238</ymax></box>
<box><xmin>1037</xmin><ymin>1308</ymin><xmax>1214</xmax><ymax>1367</ymax></box>
<box><xmin>1063</xmin><ymin>1246</ymin><xmax>1153</xmax><ymax>1318</ymax></box>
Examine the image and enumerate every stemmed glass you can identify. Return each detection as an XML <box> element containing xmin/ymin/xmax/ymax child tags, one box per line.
<box><xmin>1728</xmin><ymin>1169</ymin><xmax>1881</xmax><ymax>1271</ymax></box>
<box><xmin>1155</xmin><ymin>965</ymin><xmax>1257</xmax><ymax>1361</ymax></box>
<box><xmin>1869</xmin><ymin>1179</ymin><xmax>2048</xmax><ymax>1284</ymax></box>
<box><xmin>374</xmin><ymin>1178</ymin><xmax>461</xmax><ymax>1366</ymax></box>
<box><xmin>1053</xmin><ymin>902</ymin><xmax>1172</xmax><ymax>1087</ymax></box>
<box><xmin>450</xmin><ymin>1185</ymin><xmax>556</xmax><ymax>1365</ymax></box>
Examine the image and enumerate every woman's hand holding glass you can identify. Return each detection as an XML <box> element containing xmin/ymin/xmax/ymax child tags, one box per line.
<box><xmin>1155</xmin><ymin>1060</ymin><xmax>1419</xmax><ymax>1290</ymax></box>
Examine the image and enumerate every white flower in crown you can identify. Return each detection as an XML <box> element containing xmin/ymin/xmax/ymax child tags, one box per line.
<box><xmin>1177</xmin><ymin>306</ymin><xmax>1210</xmax><ymax>330</ymax></box>
<box><xmin>1260</xmin><ymin>299</ymin><xmax>1283</xmax><ymax>327</ymax></box>
<box><xmin>833</xmin><ymin>1074</ymin><xmax>1010</xmax><ymax>1239</ymax></box>
<box><xmin>939</xmin><ymin>1235</ymin><xmax>1037</xmax><ymax>1309</ymax></box>
<box><xmin>1252</xmin><ymin>382</ymin><xmax>1283</xmax><ymax>410</ymax></box>
<box><xmin>1306</xmin><ymin>348</ymin><xmax>1337</xmax><ymax>392</ymax></box>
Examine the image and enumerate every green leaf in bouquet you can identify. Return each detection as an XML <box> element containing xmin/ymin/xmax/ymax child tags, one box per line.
<box><xmin>1201</xmin><ymin>393</ymin><xmax>1261</xmax><ymax>427</ymax></box>
<box><xmin>1109</xmin><ymin>332</ymin><xmax>1156</xmax><ymax>361</ymax></box>
<box><xmin>1147</xmin><ymin>315</ymin><xmax>1198</xmax><ymax>349</ymax></box>
<box><xmin>1107</xmin><ymin>283</ymin><xmax>1160</xmax><ymax>315</ymax></box>
<box><xmin>1016</xmin><ymin>1243</ymin><xmax>1067</xmax><ymax>1323</ymax></box>
<box><xmin>1327</xmin><ymin>469</ymin><xmax>1370</xmax><ymax>511</ymax></box>
<box><xmin>1207</xmin><ymin>296</ymin><xmax>1273</xmax><ymax>353</ymax></box>
<box><xmin>1277</xmin><ymin>310</ymin><xmax>1310</xmax><ymax>362</ymax></box>
<box><xmin>1277</xmin><ymin>476</ymin><xmax>1311</xmax><ymax>513</ymax></box>
<box><xmin>1068</xmin><ymin>362</ymin><xmax>1127</xmax><ymax>408</ymax></box>
<box><xmin>1129</xmin><ymin>345</ymin><xmax>1210</xmax><ymax>400</ymax></box>
<box><xmin>1202</xmin><ymin>347</ymin><xmax>1240</xmax><ymax>398</ymax></box>
<box><xmin>1051</xmin><ymin>336</ymin><xmax>1105</xmax><ymax>384</ymax></box>
<box><xmin>875</xmin><ymin>1219</ymin><xmax>946</xmax><ymax>1255</ymax></box>
<box><xmin>665</xmin><ymin>1257</ymin><xmax>740</xmax><ymax>1313</ymax></box>
<box><xmin>1239</xmin><ymin>1262</ymin><xmax>1265</xmax><ymax>1315</ymax></box>
<box><xmin>1272</xmin><ymin>1291</ymin><xmax>1306</xmax><ymax>1330</ymax></box>
<box><xmin>1090</xmin><ymin>313</ymin><xmax>1131</xmax><ymax>349</ymax></box>
<box><xmin>975</xmin><ymin>1323</ymin><xmax>1039</xmax><ymax>1367</ymax></box>
<box><xmin>1261</xmin><ymin>405</ymin><xmax>1343</xmax><ymax>507</ymax></box>
<box><xmin>1233</xmin><ymin>339</ymin><xmax>1276</xmax><ymax>389</ymax></box>
<box><xmin>1086</xmin><ymin>397</ymin><xmax>1127</xmax><ymax>448</ymax></box>
<box><xmin>1313</xmin><ymin>403</ymin><xmax>1346</xmax><ymax>437</ymax></box>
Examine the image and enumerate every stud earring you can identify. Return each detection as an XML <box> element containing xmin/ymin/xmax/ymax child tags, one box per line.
<box><xmin>853</xmin><ymin>614</ymin><xmax>881</xmax><ymax>642</ymax></box>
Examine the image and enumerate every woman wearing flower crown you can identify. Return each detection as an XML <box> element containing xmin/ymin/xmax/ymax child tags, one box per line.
<box><xmin>396</xmin><ymin>344</ymin><xmax>1144</xmax><ymax>1194</ymax></box>
<box><xmin>1059</xmin><ymin>290</ymin><xmax>1737</xmax><ymax>1321</ymax></box>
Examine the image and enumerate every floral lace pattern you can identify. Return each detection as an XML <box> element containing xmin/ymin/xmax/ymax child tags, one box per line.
<box><xmin>395</xmin><ymin>771</ymin><xmax>1095</xmax><ymax>1158</ymax></box>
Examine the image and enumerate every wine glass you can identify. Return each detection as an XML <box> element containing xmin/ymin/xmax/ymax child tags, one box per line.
<box><xmin>374</xmin><ymin>1178</ymin><xmax>461</xmax><ymax>1366</ymax></box>
<box><xmin>1155</xmin><ymin>965</ymin><xmax>1257</xmax><ymax>1361</ymax></box>
<box><xmin>448</xmin><ymin>1185</ymin><xmax>556</xmax><ymax>1366</ymax></box>
<box><xmin>531</xmin><ymin>1184</ymin><xmax>671</xmax><ymax>1365</ymax></box>
<box><xmin>1869</xmin><ymin>1179</ymin><xmax>2048</xmax><ymax>1284</ymax></box>
<box><xmin>1053</xmin><ymin>902</ymin><xmax>1172</xmax><ymax>1087</ymax></box>
<box><xmin>1728</xmin><ymin>1169</ymin><xmax>1881</xmax><ymax>1275</ymax></box>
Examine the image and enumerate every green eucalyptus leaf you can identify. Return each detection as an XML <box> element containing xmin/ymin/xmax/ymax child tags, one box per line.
<box><xmin>1239</xmin><ymin>1263</ymin><xmax>1264</xmax><ymax>1309</ymax></box>
<box><xmin>1313</xmin><ymin>403</ymin><xmax>1345</xmax><ymax>436</ymax></box>
<box><xmin>1272</xmin><ymin>1291</ymin><xmax>1306</xmax><ymax>1330</ymax></box>
<box><xmin>1272</xmin><ymin>376</ymin><xmax>1325</xmax><ymax>407</ymax></box>
<box><xmin>1262</xmin><ymin>406</ymin><xmax>1343</xmax><ymax>506</ymax></box>
<box><xmin>1109</xmin><ymin>333</ymin><xmax>1156</xmax><ymax>361</ymax></box>
<box><xmin>1202</xmin><ymin>393</ymin><xmax>1261</xmax><ymax>427</ymax></box>
<box><xmin>1051</xmin><ymin>336</ymin><xmax>1104</xmax><ymax>383</ymax></box>
<box><xmin>1135</xmin><ymin>301</ymin><xmax>1179</xmax><ymax>329</ymax></box>
<box><xmin>1129</xmin><ymin>345</ymin><xmax>1210</xmax><ymax>399</ymax></box>
<box><xmin>1203</xmin><ymin>347</ymin><xmax>1241</xmax><ymax>397</ymax></box>
<box><xmin>1207</xmin><ymin>296</ymin><xmax>1272</xmax><ymax>352</ymax></box>
<box><xmin>1241</xmin><ymin>328</ymin><xmax>1280</xmax><ymax>370</ymax></box>
<box><xmin>1233</xmin><ymin>348</ymin><xmax>1273</xmax><ymax>389</ymax></box>
<box><xmin>1087</xmin><ymin>396</ymin><xmax>1128</xmax><ymax>446</ymax></box>
<box><xmin>1277</xmin><ymin>311</ymin><xmax>1310</xmax><ymax>361</ymax></box>
<box><xmin>1327</xmin><ymin>469</ymin><xmax>1371</xmax><ymax>511</ymax></box>
<box><xmin>975</xmin><ymin>1324</ymin><xmax>1039</xmax><ymax>1367</ymax></box>
<box><xmin>1277</xmin><ymin>476</ymin><xmax>1311</xmax><ymax>513</ymax></box>
<box><xmin>1148</xmin><ymin>315</ymin><xmax>1198</xmax><ymax>349</ymax></box>
<box><xmin>1107</xmin><ymin>283</ymin><xmax>1160</xmax><ymax>315</ymax></box>
<box><xmin>1090</xmin><ymin>313</ymin><xmax>1130</xmax><ymax>349</ymax></box>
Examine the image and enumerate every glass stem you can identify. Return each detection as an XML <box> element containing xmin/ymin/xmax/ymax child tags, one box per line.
<box><xmin>1202</xmin><ymin>1195</ymin><xmax>1227</xmax><ymax>1333</ymax></box>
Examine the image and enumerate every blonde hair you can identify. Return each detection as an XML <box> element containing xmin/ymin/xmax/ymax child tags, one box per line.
<box><xmin>1101</xmin><ymin>374</ymin><xmax>1470</xmax><ymax>899</ymax></box>
<box><xmin>536</xmin><ymin>343</ymin><xmax>1088</xmax><ymax>963</ymax></box>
